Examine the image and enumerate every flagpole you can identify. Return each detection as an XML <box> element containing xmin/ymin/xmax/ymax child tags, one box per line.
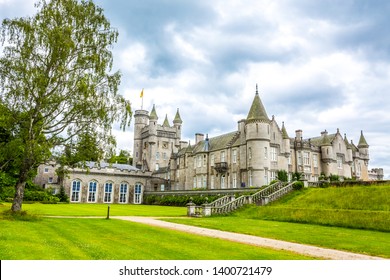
<box><xmin>140</xmin><ymin>88</ymin><xmax>144</xmax><ymax>110</ymax></box>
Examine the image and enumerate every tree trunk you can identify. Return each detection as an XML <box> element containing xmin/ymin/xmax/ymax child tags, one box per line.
<box><xmin>11</xmin><ymin>167</ymin><xmax>30</xmax><ymax>212</ymax></box>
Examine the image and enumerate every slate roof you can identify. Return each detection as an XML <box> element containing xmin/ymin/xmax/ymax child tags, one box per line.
<box><xmin>246</xmin><ymin>91</ymin><xmax>270</xmax><ymax>123</ymax></box>
<box><xmin>84</xmin><ymin>161</ymin><xmax>140</xmax><ymax>171</ymax></box>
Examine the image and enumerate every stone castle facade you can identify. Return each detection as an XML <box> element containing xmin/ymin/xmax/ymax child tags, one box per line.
<box><xmin>135</xmin><ymin>86</ymin><xmax>370</xmax><ymax>191</ymax></box>
<box><xmin>35</xmin><ymin>86</ymin><xmax>373</xmax><ymax>203</ymax></box>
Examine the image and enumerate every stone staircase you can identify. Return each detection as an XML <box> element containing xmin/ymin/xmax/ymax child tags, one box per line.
<box><xmin>187</xmin><ymin>181</ymin><xmax>296</xmax><ymax>217</ymax></box>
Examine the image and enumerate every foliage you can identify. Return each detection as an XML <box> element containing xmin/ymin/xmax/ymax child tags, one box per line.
<box><xmin>292</xmin><ymin>181</ymin><xmax>304</xmax><ymax>190</ymax></box>
<box><xmin>291</xmin><ymin>172</ymin><xmax>303</xmax><ymax>181</ymax></box>
<box><xmin>276</xmin><ymin>170</ymin><xmax>288</xmax><ymax>182</ymax></box>
<box><xmin>55</xmin><ymin>185</ymin><xmax>69</xmax><ymax>203</ymax></box>
<box><xmin>108</xmin><ymin>149</ymin><xmax>132</xmax><ymax>165</ymax></box>
<box><xmin>329</xmin><ymin>174</ymin><xmax>340</xmax><ymax>182</ymax></box>
<box><xmin>144</xmin><ymin>194</ymin><xmax>220</xmax><ymax>206</ymax></box>
<box><xmin>0</xmin><ymin>0</ymin><xmax>131</xmax><ymax>211</ymax></box>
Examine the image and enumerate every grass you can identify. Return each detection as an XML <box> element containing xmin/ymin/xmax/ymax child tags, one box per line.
<box><xmin>247</xmin><ymin>186</ymin><xmax>390</xmax><ymax>232</ymax></box>
<box><xmin>0</xmin><ymin>217</ymin><xmax>315</xmax><ymax>260</ymax></box>
<box><xmin>0</xmin><ymin>202</ymin><xmax>187</xmax><ymax>217</ymax></box>
<box><xmin>165</xmin><ymin>215</ymin><xmax>390</xmax><ymax>258</ymax></box>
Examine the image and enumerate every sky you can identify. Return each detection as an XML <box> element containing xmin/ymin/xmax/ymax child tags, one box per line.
<box><xmin>1</xmin><ymin>0</ymin><xmax>390</xmax><ymax>178</ymax></box>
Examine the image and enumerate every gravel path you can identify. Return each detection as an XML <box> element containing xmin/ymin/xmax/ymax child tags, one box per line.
<box><xmin>113</xmin><ymin>216</ymin><xmax>385</xmax><ymax>260</ymax></box>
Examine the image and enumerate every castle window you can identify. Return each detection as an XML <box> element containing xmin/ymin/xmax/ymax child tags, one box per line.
<box><xmin>156</xmin><ymin>152</ymin><xmax>160</xmax><ymax>160</ymax></box>
<box><xmin>210</xmin><ymin>175</ymin><xmax>215</xmax><ymax>189</ymax></box>
<box><xmin>88</xmin><ymin>181</ymin><xmax>97</xmax><ymax>203</ymax></box>
<box><xmin>264</xmin><ymin>147</ymin><xmax>268</xmax><ymax>160</ymax></box>
<box><xmin>298</xmin><ymin>151</ymin><xmax>302</xmax><ymax>165</ymax></box>
<box><xmin>270</xmin><ymin>147</ymin><xmax>277</xmax><ymax>162</ymax></box>
<box><xmin>233</xmin><ymin>150</ymin><xmax>237</xmax><ymax>164</ymax></box>
<box><xmin>197</xmin><ymin>155</ymin><xmax>202</xmax><ymax>167</ymax></box>
<box><xmin>248</xmin><ymin>147</ymin><xmax>252</xmax><ymax>160</ymax></box>
<box><xmin>248</xmin><ymin>170</ymin><xmax>253</xmax><ymax>186</ymax></box>
<box><xmin>48</xmin><ymin>177</ymin><xmax>53</xmax><ymax>183</ymax></box>
<box><xmin>134</xmin><ymin>183</ymin><xmax>143</xmax><ymax>204</ymax></box>
<box><xmin>203</xmin><ymin>175</ymin><xmax>207</xmax><ymax>188</ymax></box>
<box><xmin>221</xmin><ymin>151</ymin><xmax>225</xmax><ymax>162</ymax></box>
<box><xmin>232</xmin><ymin>173</ymin><xmax>237</xmax><ymax>188</ymax></box>
<box><xmin>44</xmin><ymin>167</ymin><xmax>49</xmax><ymax>173</ymax></box>
<box><xmin>203</xmin><ymin>155</ymin><xmax>207</xmax><ymax>166</ymax></box>
<box><xmin>71</xmin><ymin>180</ymin><xmax>81</xmax><ymax>202</ymax></box>
<box><xmin>313</xmin><ymin>154</ymin><xmax>318</xmax><ymax>168</ymax></box>
<box><xmin>193</xmin><ymin>177</ymin><xmax>197</xmax><ymax>189</ymax></box>
<box><xmin>221</xmin><ymin>175</ymin><xmax>226</xmax><ymax>189</ymax></box>
<box><xmin>104</xmin><ymin>182</ymin><xmax>113</xmax><ymax>203</ymax></box>
<box><xmin>119</xmin><ymin>183</ymin><xmax>128</xmax><ymax>203</ymax></box>
<box><xmin>155</xmin><ymin>163</ymin><xmax>159</xmax><ymax>171</ymax></box>
<box><xmin>337</xmin><ymin>156</ymin><xmax>343</xmax><ymax>169</ymax></box>
<box><xmin>303</xmin><ymin>152</ymin><xmax>310</xmax><ymax>165</ymax></box>
<box><xmin>270</xmin><ymin>171</ymin><xmax>276</xmax><ymax>181</ymax></box>
<box><xmin>211</xmin><ymin>154</ymin><xmax>215</xmax><ymax>166</ymax></box>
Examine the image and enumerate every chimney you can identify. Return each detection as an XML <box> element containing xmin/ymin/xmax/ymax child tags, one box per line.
<box><xmin>179</xmin><ymin>141</ymin><xmax>188</xmax><ymax>149</ymax></box>
<box><xmin>295</xmin><ymin>130</ymin><xmax>303</xmax><ymax>141</ymax></box>
<box><xmin>195</xmin><ymin>133</ymin><xmax>204</xmax><ymax>144</ymax></box>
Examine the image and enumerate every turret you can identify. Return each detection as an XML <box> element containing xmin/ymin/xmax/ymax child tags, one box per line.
<box><xmin>281</xmin><ymin>122</ymin><xmax>291</xmax><ymax>156</ymax></box>
<box><xmin>173</xmin><ymin>108</ymin><xmax>183</xmax><ymax>147</ymax></box>
<box><xmin>133</xmin><ymin>109</ymin><xmax>149</xmax><ymax>167</ymax></box>
<box><xmin>357</xmin><ymin>130</ymin><xmax>369</xmax><ymax>161</ymax></box>
<box><xmin>320</xmin><ymin>130</ymin><xmax>333</xmax><ymax>162</ymax></box>
<box><xmin>344</xmin><ymin>134</ymin><xmax>353</xmax><ymax>164</ymax></box>
<box><xmin>148</xmin><ymin>104</ymin><xmax>158</xmax><ymax>144</ymax></box>
<box><xmin>245</xmin><ymin>84</ymin><xmax>271</xmax><ymax>186</ymax></box>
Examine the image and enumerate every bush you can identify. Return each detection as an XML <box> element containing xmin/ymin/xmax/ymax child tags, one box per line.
<box><xmin>293</xmin><ymin>181</ymin><xmax>304</xmax><ymax>190</ymax></box>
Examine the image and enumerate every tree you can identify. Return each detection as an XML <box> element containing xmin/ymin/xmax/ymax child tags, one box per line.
<box><xmin>109</xmin><ymin>149</ymin><xmax>132</xmax><ymax>165</ymax></box>
<box><xmin>0</xmin><ymin>0</ymin><xmax>131</xmax><ymax>212</ymax></box>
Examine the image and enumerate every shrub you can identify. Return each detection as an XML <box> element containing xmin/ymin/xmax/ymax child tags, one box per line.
<box><xmin>293</xmin><ymin>181</ymin><xmax>304</xmax><ymax>190</ymax></box>
<box><xmin>277</xmin><ymin>170</ymin><xmax>288</xmax><ymax>182</ymax></box>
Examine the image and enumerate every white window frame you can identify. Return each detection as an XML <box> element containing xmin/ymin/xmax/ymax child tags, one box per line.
<box><xmin>119</xmin><ymin>183</ymin><xmax>128</xmax><ymax>204</ymax></box>
<box><xmin>221</xmin><ymin>175</ymin><xmax>226</xmax><ymax>189</ymax></box>
<box><xmin>88</xmin><ymin>181</ymin><xmax>98</xmax><ymax>203</ymax></box>
<box><xmin>270</xmin><ymin>147</ymin><xmax>277</xmax><ymax>162</ymax></box>
<box><xmin>313</xmin><ymin>154</ymin><xmax>318</xmax><ymax>168</ymax></box>
<box><xmin>210</xmin><ymin>175</ymin><xmax>215</xmax><ymax>189</ymax></box>
<box><xmin>303</xmin><ymin>151</ymin><xmax>310</xmax><ymax>165</ymax></box>
<box><xmin>221</xmin><ymin>151</ymin><xmax>225</xmax><ymax>162</ymax></box>
<box><xmin>104</xmin><ymin>182</ymin><xmax>113</xmax><ymax>203</ymax></box>
<box><xmin>210</xmin><ymin>154</ymin><xmax>215</xmax><ymax>166</ymax></box>
<box><xmin>71</xmin><ymin>180</ymin><xmax>81</xmax><ymax>202</ymax></box>
<box><xmin>232</xmin><ymin>150</ymin><xmax>237</xmax><ymax>164</ymax></box>
<box><xmin>232</xmin><ymin>173</ymin><xmax>237</xmax><ymax>188</ymax></box>
<box><xmin>134</xmin><ymin>183</ymin><xmax>143</xmax><ymax>204</ymax></box>
<box><xmin>264</xmin><ymin>147</ymin><xmax>268</xmax><ymax>160</ymax></box>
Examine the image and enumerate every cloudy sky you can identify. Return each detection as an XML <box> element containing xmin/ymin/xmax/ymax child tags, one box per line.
<box><xmin>1</xmin><ymin>0</ymin><xmax>389</xmax><ymax>177</ymax></box>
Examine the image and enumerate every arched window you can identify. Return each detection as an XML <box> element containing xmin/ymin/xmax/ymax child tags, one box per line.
<box><xmin>88</xmin><ymin>181</ymin><xmax>98</xmax><ymax>203</ymax></box>
<box><xmin>104</xmin><ymin>182</ymin><xmax>113</xmax><ymax>203</ymax></box>
<box><xmin>71</xmin><ymin>180</ymin><xmax>81</xmax><ymax>202</ymax></box>
<box><xmin>134</xmin><ymin>183</ymin><xmax>143</xmax><ymax>204</ymax></box>
<box><xmin>119</xmin><ymin>182</ymin><xmax>128</xmax><ymax>204</ymax></box>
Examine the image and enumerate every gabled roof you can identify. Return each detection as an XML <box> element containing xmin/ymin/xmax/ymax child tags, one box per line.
<box><xmin>83</xmin><ymin>161</ymin><xmax>139</xmax><ymax>171</ymax></box>
<box><xmin>281</xmin><ymin>122</ymin><xmax>289</xmax><ymax>139</ymax></box>
<box><xmin>246</xmin><ymin>88</ymin><xmax>270</xmax><ymax>123</ymax></box>
<box><xmin>192</xmin><ymin>131</ymin><xmax>239</xmax><ymax>153</ymax></box>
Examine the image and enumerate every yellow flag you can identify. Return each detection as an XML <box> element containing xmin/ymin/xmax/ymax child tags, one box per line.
<box><xmin>140</xmin><ymin>89</ymin><xmax>144</xmax><ymax>98</ymax></box>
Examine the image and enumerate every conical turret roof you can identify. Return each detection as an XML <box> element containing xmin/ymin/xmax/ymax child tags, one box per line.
<box><xmin>163</xmin><ymin>114</ymin><xmax>170</xmax><ymax>127</ymax></box>
<box><xmin>173</xmin><ymin>108</ymin><xmax>182</xmax><ymax>124</ymax></box>
<box><xmin>246</xmin><ymin>85</ymin><xmax>270</xmax><ymax>123</ymax></box>
<box><xmin>320</xmin><ymin>130</ymin><xmax>332</xmax><ymax>146</ymax></box>
<box><xmin>358</xmin><ymin>130</ymin><xmax>369</xmax><ymax>148</ymax></box>
<box><xmin>281</xmin><ymin>122</ymin><xmax>289</xmax><ymax>139</ymax></box>
<box><xmin>149</xmin><ymin>104</ymin><xmax>158</xmax><ymax>120</ymax></box>
<box><xmin>344</xmin><ymin>134</ymin><xmax>352</xmax><ymax>149</ymax></box>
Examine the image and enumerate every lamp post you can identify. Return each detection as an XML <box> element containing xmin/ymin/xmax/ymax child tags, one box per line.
<box><xmin>106</xmin><ymin>203</ymin><xmax>110</xmax><ymax>219</ymax></box>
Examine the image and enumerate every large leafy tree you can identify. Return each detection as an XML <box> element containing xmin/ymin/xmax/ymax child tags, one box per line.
<box><xmin>0</xmin><ymin>0</ymin><xmax>131</xmax><ymax>212</ymax></box>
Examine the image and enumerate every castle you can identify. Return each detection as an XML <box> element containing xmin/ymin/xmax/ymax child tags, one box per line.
<box><xmin>134</xmin><ymin>86</ymin><xmax>370</xmax><ymax>191</ymax></box>
<box><xmin>35</xmin><ymin>86</ymin><xmax>373</xmax><ymax>203</ymax></box>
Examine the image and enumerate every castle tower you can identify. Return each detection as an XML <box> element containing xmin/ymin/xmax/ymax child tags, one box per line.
<box><xmin>320</xmin><ymin>130</ymin><xmax>334</xmax><ymax>175</ymax></box>
<box><xmin>133</xmin><ymin>109</ymin><xmax>149</xmax><ymax>168</ymax></box>
<box><xmin>281</xmin><ymin>122</ymin><xmax>291</xmax><ymax>156</ymax></box>
<box><xmin>358</xmin><ymin>130</ymin><xmax>369</xmax><ymax>161</ymax></box>
<box><xmin>173</xmin><ymin>108</ymin><xmax>183</xmax><ymax>148</ymax></box>
<box><xmin>245</xmin><ymin>84</ymin><xmax>271</xmax><ymax>186</ymax></box>
<box><xmin>148</xmin><ymin>104</ymin><xmax>158</xmax><ymax>145</ymax></box>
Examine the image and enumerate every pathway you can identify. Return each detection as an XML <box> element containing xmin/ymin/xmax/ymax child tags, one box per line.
<box><xmin>112</xmin><ymin>216</ymin><xmax>385</xmax><ymax>260</ymax></box>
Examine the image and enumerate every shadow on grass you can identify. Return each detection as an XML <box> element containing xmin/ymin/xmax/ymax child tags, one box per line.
<box><xmin>1</xmin><ymin>209</ymin><xmax>42</xmax><ymax>222</ymax></box>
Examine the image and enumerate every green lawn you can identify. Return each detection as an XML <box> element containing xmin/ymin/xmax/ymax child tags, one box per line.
<box><xmin>0</xmin><ymin>217</ymin><xmax>315</xmax><ymax>260</ymax></box>
<box><xmin>164</xmin><ymin>216</ymin><xmax>390</xmax><ymax>258</ymax></box>
<box><xmin>0</xmin><ymin>202</ymin><xmax>187</xmax><ymax>217</ymax></box>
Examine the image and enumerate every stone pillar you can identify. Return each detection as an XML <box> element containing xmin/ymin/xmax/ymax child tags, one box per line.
<box><xmin>203</xmin><ymin>204</ymin><xmax>212</xmax><ymax>216</ymax></box>
<box><xmin>187</xmin><ymin>202</ymin><xmax>196</xmax><ymax>217</ymax></box>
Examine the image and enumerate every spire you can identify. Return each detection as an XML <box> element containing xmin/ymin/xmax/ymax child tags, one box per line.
<box><xmin>149</xmin><ymin>104</ymin><xmax>158</xmax><ymax>120</ymax></box>
<box><xmin>246</xmin><ymin>85</ymin><xmax>270</xmax><ymax>123</ymax></box>
<box><xmin>203</xmin><ymin>134</ymin><xmax>210</xmax><ymax>152</ymax></box>
<box><xmin>281</xmin><ymin>122</ymin><xmax>289</xmax><ymax>139</ymax></box>
<box><xmin>173</xmin><ymin>108</ymin><xmax>183</xmax><ymax>124</ymax></box>
<box><xmin>344</xmin><ymin>134</ymin><xmax>352</xmax><ymax>149</ymax></box>
<box><xmin>358</xmin><ymin>130</ymin><xmax>369</xmax><ymax>148</ymax></box>
<box><xmin>163</xmin><ymin>114</ymin><xmax>170</xmax><ymax>127</ymax></box>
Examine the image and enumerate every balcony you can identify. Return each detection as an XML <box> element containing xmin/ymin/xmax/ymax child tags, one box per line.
<box><xmin>214</xmin><ymin>162</ymin><xmax>228</xmax><ymax>173</ymax></box>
